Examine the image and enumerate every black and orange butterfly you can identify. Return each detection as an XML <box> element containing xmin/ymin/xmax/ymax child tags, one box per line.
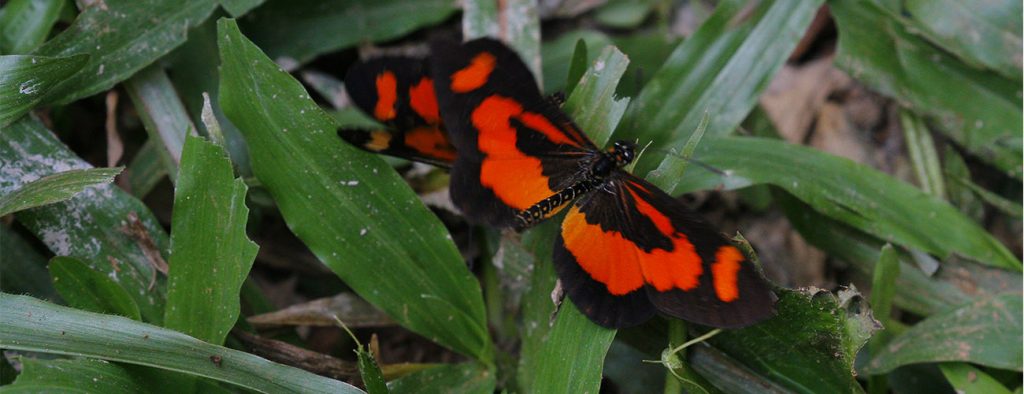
<box><xmin>341</xmin><ymin>38</ymin><xmax>777</xmax><ymax>329</ymax></box>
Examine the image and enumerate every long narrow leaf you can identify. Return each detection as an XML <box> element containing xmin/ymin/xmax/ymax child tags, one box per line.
<box><xmin>0</xmin><ymin>167</ymin><xmax>122</xmax><ymax>217</ymax></box>
<box><xmin>0</xmin><ymin>293</ymin><xmax>363</xmax><ymax>394</ymax></box>
<box><xmin>0</xmin><ymin>54</ymin><xmax>87</xmax><ymax>126</ymax></box>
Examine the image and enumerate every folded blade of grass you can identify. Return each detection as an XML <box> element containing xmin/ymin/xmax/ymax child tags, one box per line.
<box><xmin>239</xmin><ymin>0</ymin><xmax>456</xmax><ymax>66</ymax></box>
<box><xmin>387</xmin><ymin>363</ymin><xmax>494</xmax><ymax>394</ymax></box>
<box><xmin>513</xmin><ymin>46</ymin><xmax>630</xmax><ymax>394</ymax></box>
<box><xmin>864</xmin><ymin>294</ymin><xmax>1022</xmax><ymax>374</ymax></box>
<box><xmin>939</xmin><ymin>363</ymin><xmax>1013</xmax><ymax>394</ymax></box>
<box><xmin>697</xmin><ymin>288</ymin><xmax>879</xmax><ymax>393</ymax></box>
<box><xmin>0</xmin><ymin>225</ymin><xmax>59</xmax><ymax>302</ymax></box>
<box><xmin>125</xmin><ymin>140</ymin><xmax>168</xmax><ymax>198</ymax></box>
<box><xmin>124</xmin><ymin>64</ymin><xmax>198</xmax><ymax>179</ymax></box>
<box><xmin>32</xmin><ymin>0</ymin><xmax>219</xmax><ymax>106</ymax></box>
<box><xmin>614</xmin><ymin>0</ymin><xmax>823</xmax><ymax>188</ymax></box>
<box><xmin>219</xmin><ymin>0</ymin><xmax>265</xmax><ymax>17</ymax></box>
<box><xmin>164</xmin><ymin>135</ymin><xmax>258</xmax><ymax>345</ymax></box>
<box><xmin>48</xmin><ymin>256</ymin><xmax>141</xmax><ymax>320</ymax></box>
<box><xmin>777</xmin><ymin>190</ymin><xmax>1020</xmax><ymax>317</ymax></box>
<box><xmin>217</xmin><ymin>18</ymin><xmax>491</xmax><ymax>362</ymax></box>
<box><xmin>540</xmin><ymin>30</ymin><xmax>611</xmax><ymax>94</ymax></box>
<box><xmin>0</xmin><ymin>54</ymin><xmax>87</xmax><ymax>126</ymax></box>
<box><xmin>867</xmin><ymin>244</ymin><xmax>900</xmax><ymax>394</ymax></box>
<box><xmin>0</xmin><ymin>357</ymin><xmax>221</xmax><ymax>394</ymax></box>
<box><xmin>0</xmin><ymin>293</ymin><xmax>363</xmax><ymax>394</ymax></box>
<box><xmin>900</xmin><ymin>0</ymin><xmax>1022</xmax><ymax>82</ymax></box>
<box><xmin>0</xmin><ymin>0</ymin><xmax>65</xmax><ymax>54</ymax></box>
<box><xmin>829</xmin><ymin>0</ymin><xmax>1023</xmax><ymax>180</ymax></box>
<box><xmin>0</xmin><ymin>167</ymin><xmax>122</xmax><ymax>217</ymax></box>
<box><xmin>677</xmin><ymin>137</ymin><xmax>1019</xmax><ymax>270</ymax></box>
<box><xmin>0</xmin><ymin>117</ymin><xmax>169</xmax><ymax>323</ymax></box>
<box><xmin>901</xmin><ymin>111</ymin><xmax>946</xmax><ymax>199</ymax></box>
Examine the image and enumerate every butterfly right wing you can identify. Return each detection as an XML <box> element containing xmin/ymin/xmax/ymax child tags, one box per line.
<box><xmin>340</xmin><ymin>56</ymin><xmax>457</xmax><ymax>168</ymax></box>
<box><xmin>430</xmin><ymin>38</ymin><xmax>597</xmax><ymax>228</ymax></box>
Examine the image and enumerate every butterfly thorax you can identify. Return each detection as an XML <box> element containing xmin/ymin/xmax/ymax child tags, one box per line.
<box><xmin>514</xmin><ymin>140</ymin><xmax>637</xmax><ymax>230</ymax></box>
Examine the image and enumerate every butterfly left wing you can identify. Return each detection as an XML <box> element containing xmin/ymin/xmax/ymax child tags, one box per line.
<box><xmin>555</xmin><ymin>172</ymin><xmax>777</xmax><ymax>328</ymax></box>
<box><xmin>340</xmin><ymin>56</ymin><xmax>457</xmax><ymax>168</ymax></box>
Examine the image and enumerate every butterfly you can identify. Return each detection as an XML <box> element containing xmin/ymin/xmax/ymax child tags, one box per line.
<box><xmin>341</xmin><ymin>38</ymin><xmax>777</xmax><ymax>329</ymax></box>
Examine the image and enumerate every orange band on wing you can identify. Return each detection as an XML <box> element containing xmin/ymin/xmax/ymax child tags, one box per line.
<box><xmin>627</xmin><ymin>187</ymin><xmax>703</xmax><ymax>292</ymax></box>
<box><xmin>405</xmin><ymin>127</ymin><xmax>456</xmax><ymax>162</ymax></box>
<box><xmin>562</xmin><ymin>206</ymin><xmax>645</xmax><ymax>295</ymax></box>
<box><xmin>409</xmin><ymin>77</ymin><xmax>440</xmax><ymax>124</ymax></box>
<box><xmin>374</xmin><ymin>71</ymin><xmax>398</xmax><ymax>121</ymax></box>
<box><xmin>472</xmin><ymin>96</ymin><xmax>558</xmax><ymax>210</ymax></box>
<box><xmin>712</xmin><ymin>246</ymin><xmax>743</xmax><ymax>302</ymax></box>
<box><xmin>451</xmin><ymin>52</ymin><xmax>496</xmax><ymax>93</ymax></box>
<box><xmin>517</xmin><ymin>112</ymin><xmax>581</xmax><ymax>147</ymax></box>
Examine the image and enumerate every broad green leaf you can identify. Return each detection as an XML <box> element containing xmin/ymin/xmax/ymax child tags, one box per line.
<box><xmin>829</xmin><ymin>0</ymin><xmax>1023</xmax><ymax>179</ymax></box>
<box><xmin>615</xmin><ymin>0</ymin><xmax>824</xmax><ymax>187</ymax></box>
<box><xmin>594</xmin><ymin>0</ymin><xmax>658</xmax><ymax>29</ymax></box>
<box><xmin>696</xmin><ymin>289</ymin><xmax>879</xmax><ymax>393</ymax></box>
<box><xmin>0</xmin><ymin>357</ymin><xmax>231</xmax><ymax>394</ymax></box>
<box><xmin>0</xmin><ymin>167</ymin><xmax>122</xmax><ymax>217</ymax></box>
<box><xmin>865</xmin><ymin>294</ymin><xmax>1023</xmax><ymax>374</ymax></box>
<box><xmin>677</xmin><ymin>137</ymin><xmax>1020</xmax><ymax>270</ymax></box>
<box><xmin>0</xmin><ymin>117</ymin><xmax>169</xmax><ymax>323</ymax></box>
<box><xmin>239</xmin><ymin>0</ymin><xmax>456</xmax><ymax>66</ymax></box>
<box><xmin>217</xmin><ymin>18</ymin><xmax>491</xmax><ymax>362</ymax></box>
<box><xmin>608</xmin><ymin>32</ymin><xmax>680</xmax><ymax>98</ymax></box>
<box><xmin>565</xmin><ymin>39</ymin><xmax>588</xmax><ymax>95</ymax></box>
<box><xmin>387</xmin><ymin>363</ymin><xmax>494</xmax><ymax>394</ymax></box>
<box><xmin>516</xmin><ymin>46</ymin><xmax>629</xmax><ymax>393</ymax></box>
<box><xmin>688</xmin><ymin>345</ymin><xmax>791</xmax><ymax>393</ymax></box>
<box><xmin>32</xmin><ymin>0</ymin><xmax>219</xmax><ymax>105</ymax></box>
<box><xmin>49</xmin><ymin>256</ymin><xmax>141</xmax><ymax>320</ymax></box>
<box><xmin>0</xmin><ymin>225</ymin><xmax>59</xmax><ymax>302</ymax></box>
<box><xmin>0</xmin><ymin>293</ymin><xmax>363</xmax><ymax>393</ymax></box>
<box><xmin>0</xmin><ymin>0</ymin><xmax>65</xmax><ymax>54</ymax></box>
<box><xmin>0</xmin><ymin>54</ymin><xmax>87</xmax><ymax>126</ymax></box>
<box><xmin>901</xmin><ymin>0</ymin><xmax>1022</xmax><ymax>81</ymax></box>
<box><xmin>939</xmin><ymin>363</ymin><xmax>1013</xmax><ymax>394</ymax></box>
<box><xmin>164</xmin><ymin>135</ymin><xmax>258</xmax><ymax>345</ymax></box>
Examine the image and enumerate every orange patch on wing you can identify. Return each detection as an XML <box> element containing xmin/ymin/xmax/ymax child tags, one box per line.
<box><xmin>517</xmin><ymin>112</ymin><xmax>581</xmax><ymax>147</ymax></box>
<box><xmin>471</xmin><ymin>96</ymin><xmax>557</xmax><ymax>210</ymax></box>
<box><xmin>451</xmin><ymin>52</ymin><xmax>496</xmax><ymax>93</ymax></box>
<box><xmin>366</xmin><ymin>131</ymin><xmax>392</xmax><ymax>151</ymax></box>
<box><xmin>373</xmin><ymin>71</ymin><xmax>398</xmax><ymax>121</ymax></box>
<box><xmin>561</xmin><ymin>206</ymin><xmax>646</xmax><ymax>295</ymax></box>
<box><xmin>409</xmin><ymin>77</ymin><xmax>440</xmax><ymax>124</ymax></box>
<box><xmin>711</xmin><ymin>246</ymin><xmax>743</xmax><ymax>302</ymax></box>
<box><xmin>404</xmin><ymin>127</ymin><xmax>456</xmax><ymax>162</ymax></box>
<box><xmin>627</xmin><ymin>187</ymin><xmax>703</xmax><ymax>292</ymax></box>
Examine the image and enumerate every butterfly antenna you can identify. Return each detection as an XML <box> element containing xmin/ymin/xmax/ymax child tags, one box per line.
<box><xmin>648</xmin><ymin>147</ymin><xmax>729</xmax><ymax>177</ymax></box>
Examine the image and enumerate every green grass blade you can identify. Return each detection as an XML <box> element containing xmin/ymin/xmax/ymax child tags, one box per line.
<box><xmin>387</xmin><ymin>363</ymin><xmax>494</xmax><ymax>394</ymax></box>
<box><xmin>0</xmin><ymin>117</ymin><xmax>169</xmax><ymax>323</ymax></box>
<box><xmin>565</xmin><ymin>39</ymin><xmax>588</xmax><ymax>95</ymax></box>
<box><xmin>125</xmin><ymin>140</ymin><xmax>169</xmax><ymax>198</ymax></box>
<box><xmin>867</xmin><ymin>244</ymin><xmax>900</xmax><ymax>394</ymax></box>
<box><xmin>32</xmin><ymin>0</ymin><xmax>219</xmax><ymax>105</ymax></box>
<box><xmin>49</xmin><ymin>256</ymin><xmax>142</xmax><ymax>321</ymax></box>
<box><xmin>216</xmin><ymin>18</ymin><xmax>491</xmax><ymax>362</ymax></box>
<box><xmin>614</xmin><ymin>0</ymin><xmax>824</xmax><ymax>189</ymax></box>
<box><xmin>526</xmin><ymin>301</ymin><xmax>616</xmax><ymax>393</ymax></box>
<box><xmin>900</xmin><ymin>111</ymin><xmax>946</xmax><ymax>199</ymax></box>
<box><xmin>0</xmin><ymin>54</ymin><xmax>87</xmax><ymax>126</ymax></box>
<box><xmin>164</xmin><ymin>134</ymin><xmax>258</xmax><ymax>345</ymax></box>
<box><xmin>0</xmin><ymin>0</ymin><xmax>65</xmax><ymax>54</ymax></box>
<box><xmin>678</xmin><ymin>137</ymin><xmax>1020</xmax><ymax>270</ymax></box>
<box><xmin>124</xmin><ymin>64</ymin><xmax>198</xmax><ymax>179</ymax></box>
<box><xmin>939</xmin><ymin>363</ymin><xmax>1014</xmax><ymax>394</ymax></box>
<box><xmin>219</xmin><ymin>0</ymin><xmax>265</xmax><ymax>17</ymax></box>
<box><xmin>564</xmin><ymin>45</ymin><xmax>630</xmax><ymax>148</ymax></box>
<box><xmin>829</xmin><ymin>0</ymin><xmax>1022</xmax><ymax>180</ymax></box>
<box><xmin>0</xmin><ymin>293</ymin><xmax>363</xmax><ymax>394</ymax></box>
<box><xmin>0</xmin><ymin>167</ymin><xmax>122</xmax><ymax>217</ymax></box>
<box><xmin>864</xmin><ymin>294</ymin><xmax>1022</xmax><ymax>374</ymax></box>
<box><xmin>240</xmin><ymin>0</ymin><xmax>456</xmax><ymax>66</ymax></box>
<box><xmin>698</xmin><ymin>289</ymin><xmax>880</xmax><ymax>393</ymax></box>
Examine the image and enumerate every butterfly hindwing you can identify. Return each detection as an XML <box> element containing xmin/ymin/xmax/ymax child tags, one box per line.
<box><xmin>340</xmin><ymin>56</ymin><xmax>456</xmax><ymax>167</ymax></box>
<box><xmin>431</xmin><ymin>38</ymin><xmax>596</xmax><ymax>228</ymax></box>
<box><xmin>555</xmin><ymin>172</ymin><xmax>776</xmax><ymax>328</ymax></box>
